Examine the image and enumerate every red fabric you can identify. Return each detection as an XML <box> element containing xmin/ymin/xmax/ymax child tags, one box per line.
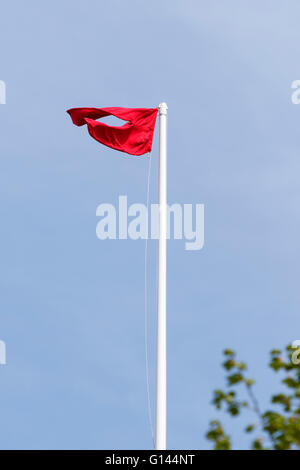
<box><xmin>67</xmin><ymin>107</ymin><xmax>158</xmax><ymax>156</ymax></box>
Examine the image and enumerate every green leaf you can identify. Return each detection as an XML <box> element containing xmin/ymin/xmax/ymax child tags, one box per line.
<box><xmin>271</xmin><ymin>394</ymin><xmax>291</xmax><ymax>412</ymax></box>
<box><xmin>245</xmin><ymin>424</ymin><xmax>255</xmax><ymax>433</ymax></box>
<box><xmin>224</xmin><ymin>349</ymin><xmax>235</xmax><ymax>357</ymax></box>
<box><xmin>252</xmin><ymin>438</ymin><xmax>264</xmax><ymax>450</ymax></box>
<box><xmin>227</xmin><ymin>373</ymin><xmax>244</xmax><ymax>385</ymax></box>
<box><xmin>283</xmin><ymin>377</ymin><xmax>297</xmax><ymax>389</ymax></box>
<box><xmin>245</xmin><ymin>379</ymin><xmax>255</xmax><ymax>386</ymax></box>
<box><xmin>206</xmin><ymin>420</ymin><xmax>231</xmax><ymax>450</ymax></box>
<box><xmin>270</xmin><ymin>349</ymin><xmax>281</xmax><ymax>356</ymax></box>
<box><xmin>223</xmin><ymin>359</ymin><xmax>236</xmax><ymax>371</ymax></box>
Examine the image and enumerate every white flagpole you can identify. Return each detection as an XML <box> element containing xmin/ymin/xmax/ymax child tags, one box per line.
<box><xmin>155</xmin><ymin>102</ymin><xmax>168</xmax><ymax>450</ymax></box>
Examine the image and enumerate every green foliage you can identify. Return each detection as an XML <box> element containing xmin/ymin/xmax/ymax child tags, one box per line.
<box><xmin>206</xmin><ymin>345</ymin><xmax>300</xmax><ymax>450</ymax></box>
<box><xmin>245</xmin><ymin>424</ymin><xmax>255</xmax><ymax>433</ymax></box>
<box><xmin>206</xmin><ymin>420</ymin><xmax>231</xmax><ymax>450</ymax></box>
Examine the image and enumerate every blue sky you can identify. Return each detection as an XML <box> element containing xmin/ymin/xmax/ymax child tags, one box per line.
<box><xmin>0</xmin><ymin>0</ymin><xmax>300</xmax><ymax>449</ymax></box>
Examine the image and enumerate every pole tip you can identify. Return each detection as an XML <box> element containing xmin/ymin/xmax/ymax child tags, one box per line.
<box><xmin>158</xmin><ymin>102</ymin><xmax>168</xmax><ymax>115</ymax></box>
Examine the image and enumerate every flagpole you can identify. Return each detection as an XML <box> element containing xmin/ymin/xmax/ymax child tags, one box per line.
<box><xmin>155</xmin><ymin>102</ymin><xmax>168</xmax><ymax>450</ymax></box>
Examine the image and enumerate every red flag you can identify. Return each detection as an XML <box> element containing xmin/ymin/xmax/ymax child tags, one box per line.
<box><xmin>67</xmin><ymin>106</ymin><xmax>158</xmax><ymax>156</ymax></box>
